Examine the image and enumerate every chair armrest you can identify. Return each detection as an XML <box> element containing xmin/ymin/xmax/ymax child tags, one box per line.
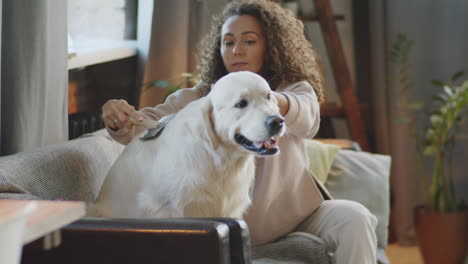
<box><xmin>197</xmin><ymin>218</ymin><xmax>252</xmax><ymax>264</ymax></box>
<box><xmin>22</xmin><ymin>217</ymin><xmax>236</xmax><ymax>264</ymax></box>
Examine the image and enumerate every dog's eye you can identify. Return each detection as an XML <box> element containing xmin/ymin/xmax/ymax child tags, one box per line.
<box><xmin>235</xmin><ymin>99</ymin><xmax>248</xmax><ymax>108</ymax></box>
<box><xmin>267</xmin><ymin>93</ymin><xmax>271</xmax><ymax>100</ymax></box>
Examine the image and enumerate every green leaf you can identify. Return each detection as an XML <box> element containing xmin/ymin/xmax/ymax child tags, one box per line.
<box><xmin>154</xmin><ymin>80</ymin><xmax>170</xmax><ymax>88</ymax></box>
<box><xmin>434</xmin><ymin>93</ymin><xmax>448</xmax><ymax>102</ymax></box>
<box><xmin>444</xmin><ymin>86</ymin><xmax>455</xmax><ymax>98</ymax></box>
<box><xmin>431</xmin><ymin>80</ymin><xmax>445</xmax><ymax>87</ymax></box>
<box><xmin>144</xmin><ymin>80</ymin><xmax>171</xmax><ymax>91</ymax></box>
<box><xmin>450</xmin><ymin>70</ymin><xmax>465</xmax><ymax>82</ymax></box>
<box><xmin>391</xmin><ymin>33</ymin><xmax>412</xmax><ymax>63</ymax></box>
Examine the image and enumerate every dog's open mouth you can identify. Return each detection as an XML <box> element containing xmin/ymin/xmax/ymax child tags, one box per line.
<box><xmin>235</xmin><ymin>133</ymin><xmax>279</xmax><ymax>155</ymax></box>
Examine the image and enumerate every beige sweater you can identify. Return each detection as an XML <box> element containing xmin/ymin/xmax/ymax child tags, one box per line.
<box><xmin>107</xmin><ymin>81</ymin><xmax>326</xmax><ymax>245</ymax></box>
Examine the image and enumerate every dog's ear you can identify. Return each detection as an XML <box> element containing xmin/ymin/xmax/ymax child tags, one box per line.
<box><xmin>199</xmin><ymin>98</ymin><xmax>220</xmax><ymax>150</ymax></box>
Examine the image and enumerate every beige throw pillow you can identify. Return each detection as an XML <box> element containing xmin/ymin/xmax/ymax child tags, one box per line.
<box><xmin>305</xmin><ymin>139</ymin><xmax>341</xmax><ymax>184</ymax></box>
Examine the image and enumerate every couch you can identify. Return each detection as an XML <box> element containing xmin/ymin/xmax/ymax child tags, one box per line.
<box><xmin>0</xmin><ymin>130</ymin><xmax>391</xmax><ymax>264</ymax></box>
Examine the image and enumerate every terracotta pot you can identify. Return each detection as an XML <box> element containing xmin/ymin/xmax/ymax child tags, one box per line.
<box><xmin>414</xmin><ymin>207</ymin><xmax>468</xmax><ymax>264</ymax></box>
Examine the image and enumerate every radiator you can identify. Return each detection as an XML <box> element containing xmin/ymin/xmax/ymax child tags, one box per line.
<box><xmin>68</xmin><ymin>111</ymin><xmax>105</xmax><ymax>140</ymax></box>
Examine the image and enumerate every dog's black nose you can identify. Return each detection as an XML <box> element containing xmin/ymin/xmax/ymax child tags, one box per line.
<box><xmin>266</xmin><ymin>115</ymin><xmax>284</xmax><ymax>136</ymax></box>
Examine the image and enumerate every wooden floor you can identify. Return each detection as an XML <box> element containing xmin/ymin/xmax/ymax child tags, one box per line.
<box><xmin>386</xmin><ymin>243</ymin><xmax>423</xmax><ymax>264</ymax></box>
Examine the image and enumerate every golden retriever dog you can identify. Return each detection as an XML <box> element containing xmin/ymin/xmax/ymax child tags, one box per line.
<box><xmin>90</xmin><ymin>71</ymin><xmax>285</xmax><ymax>218</ymax></box>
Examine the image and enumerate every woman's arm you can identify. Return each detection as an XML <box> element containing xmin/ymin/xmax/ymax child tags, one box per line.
<box><xmin>272</xmin><ymin>92</ymin><xmax>289</xmax><ymax>116</ymax></box>
<box><xmin>106</xmin><ymin>86</ymin><xmax>203</xmax><ymax>145</ymax></box>
<box><xmin>275</xmin><ymin>81</ymin><xmax>321</xmax><ymax>139</ymax></box>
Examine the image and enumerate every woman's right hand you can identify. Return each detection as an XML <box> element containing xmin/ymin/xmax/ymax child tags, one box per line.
<box><xmin>101</xmin><ymin>99</ymin><xmax>144</xmax><ymax>131</ymax></box>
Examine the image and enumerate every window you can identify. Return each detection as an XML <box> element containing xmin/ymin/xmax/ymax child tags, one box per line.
<box><xmin>69</xmin><ymin>0</ymin><xmax>127</xmax><ymax>44</ymax></box>
<box><xmin>67</xmin><ymin>0</ymin><xmax>139</xmax><ymax>137</ymax></box>
<box><xmin>68</xmin><ymin>0</ymin><xmax>137</xmax><ymax>69</ymax></box>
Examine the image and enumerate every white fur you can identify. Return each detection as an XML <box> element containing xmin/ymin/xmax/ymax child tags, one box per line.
<box><xmin>89</xmin><ymin>71</ymin><xmax>284</xmax><ymax>218</ymax></box>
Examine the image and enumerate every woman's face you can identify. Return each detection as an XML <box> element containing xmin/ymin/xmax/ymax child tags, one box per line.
<box><xmin>220</xmin><ymin>15</ymin><xmax>267</xmax><ymax>74</ymax></box>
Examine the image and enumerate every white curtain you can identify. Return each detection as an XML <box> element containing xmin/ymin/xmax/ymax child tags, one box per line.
<box><xmin>1</xmin><ymin>0</ymin><xmax>68</xmax><ymax>155</ymax></box>
<box><xmin>370</xmin><ymin>0</ymin><xmax>468</xmax><ymax>245</ymax></box>
<box><xmin>137</xmin><ymin>0</ymin><xmax>227</xmax><ymax>108</ymax></box>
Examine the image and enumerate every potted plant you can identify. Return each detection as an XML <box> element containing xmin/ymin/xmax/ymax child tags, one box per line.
<box><xmin>391</xmin><ymin>33</ymin><xmax>468</xmax><ymax>264</ymax></box>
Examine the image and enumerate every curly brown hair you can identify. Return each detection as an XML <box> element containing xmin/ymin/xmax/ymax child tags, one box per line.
<box><xmin>196</xmin><ymin>0</ymin><xmax>324</xmax><ymax>103</ymax></box>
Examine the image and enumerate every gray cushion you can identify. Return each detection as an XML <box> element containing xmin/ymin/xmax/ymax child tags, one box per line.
<box><xmin>325</xmin><ymin>150</ymin><xmax>391</xmax><ymax>251</ymax></box>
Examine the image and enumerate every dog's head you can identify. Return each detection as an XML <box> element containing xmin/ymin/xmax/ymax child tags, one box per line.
<box><xmin>208</xmin><ymin>71</ymin><xmax>285</xmax><ymax>156</ymax></box>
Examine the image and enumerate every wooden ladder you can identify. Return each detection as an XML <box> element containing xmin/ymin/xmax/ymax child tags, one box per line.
<box><xmin>264</xmin><ymin>0</ymin><xmax>372</xmax><ymax>150</ymax></box>
<box><xmin>312</xmin><ymin>0</ymin><xmax>370</xmax><ymax>151</ymax></box>
<box><xmin>276</xmin><ymin>0</ymin><xmax>371</xmax><ymax>150</ymax></box>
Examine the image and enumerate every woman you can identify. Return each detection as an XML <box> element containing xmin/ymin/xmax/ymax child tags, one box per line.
<box><xmin>102</xmin><ymin>1</ymin><xmax>377</xmax><ymax>263</ymax></box>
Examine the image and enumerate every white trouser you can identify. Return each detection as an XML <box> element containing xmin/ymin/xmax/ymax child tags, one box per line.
<box><xmin>296</xmin><ymin>199</ymin><xmax>378</xmax><ymax>264</ymax></box>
